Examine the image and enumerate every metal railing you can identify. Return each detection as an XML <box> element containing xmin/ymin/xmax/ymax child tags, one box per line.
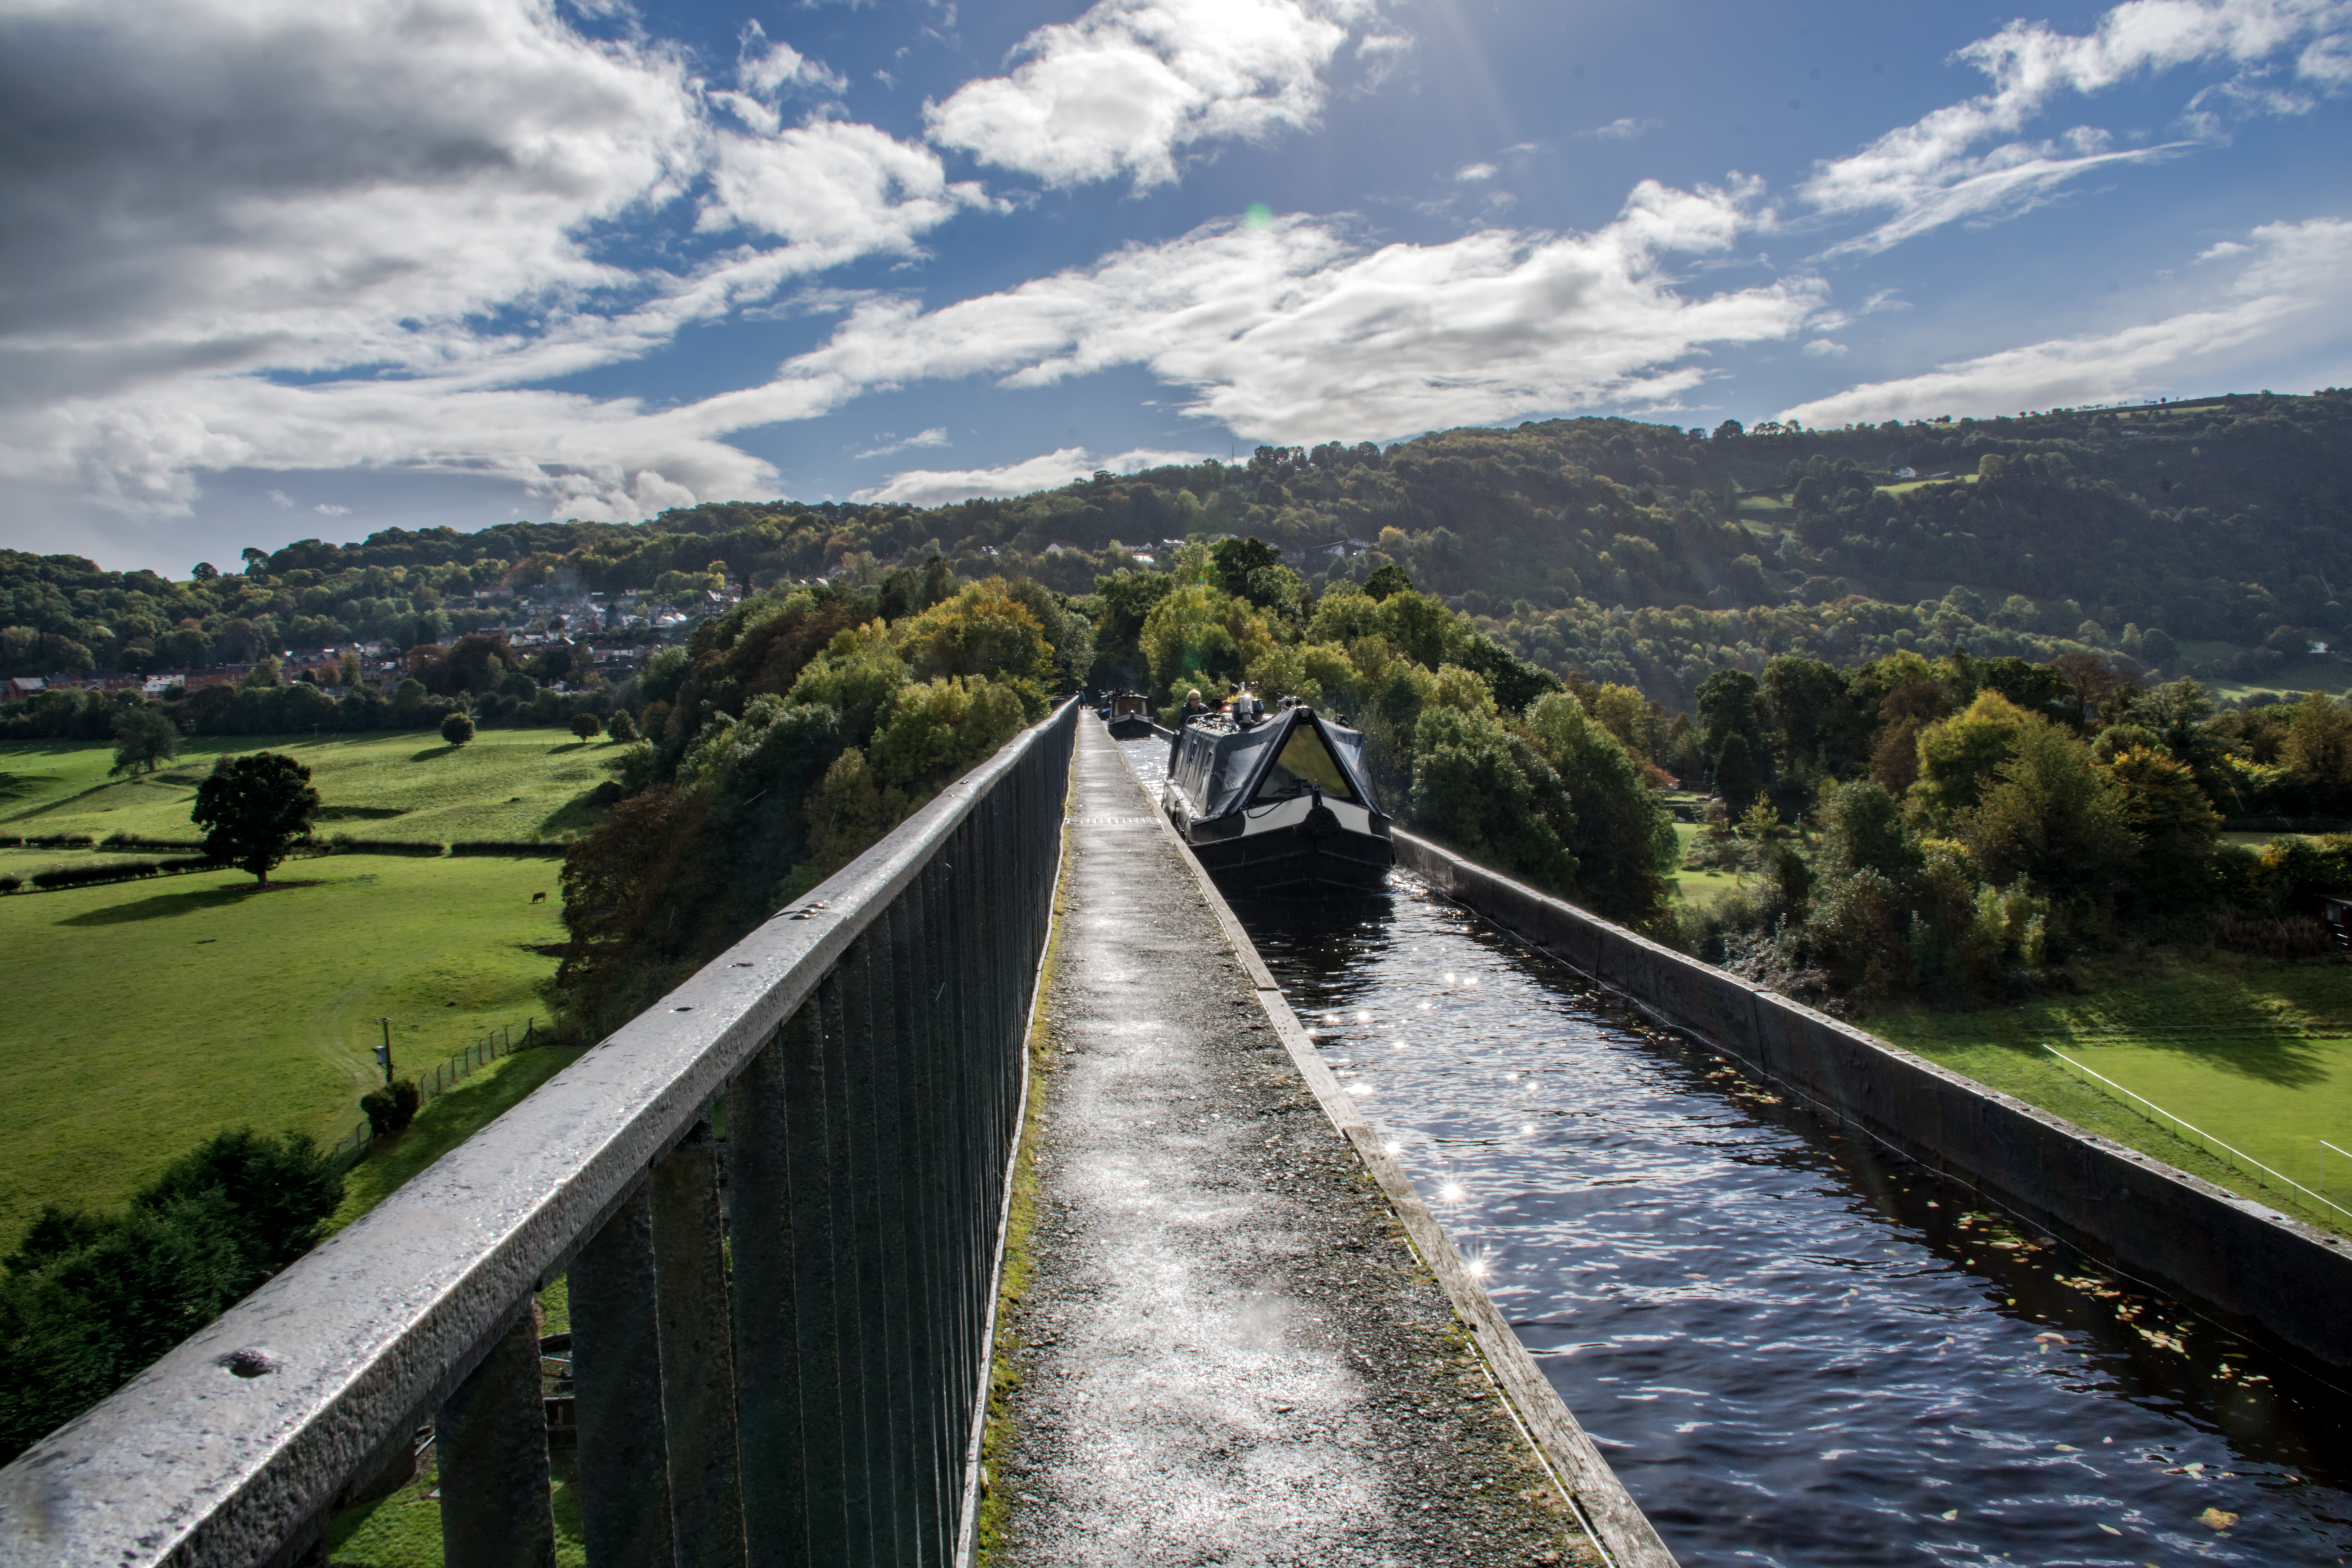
<box><xmin>0</xmin><ymin>699</ymin><xmax>1080</xmax><ymax>1568</ymax></box>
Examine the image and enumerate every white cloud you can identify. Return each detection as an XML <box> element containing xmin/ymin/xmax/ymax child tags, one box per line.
<box><xmin>0</xmin><ymin>0</ymin><xmax>1005</xmax><ymax>520</ymax></box>
<box><xmin>265</xmin><ymin>488</ymin><xmax>293</xmax><ymax>509</ymax></box>
<box><xmin>721</xmin><ymin>177</ymin><xmax>1813</xmax><ymax>444</ymax></box>
<box><xmin>924</xmin><ymin>0</ymin><xmax>1374</xmax><ymax>189</ymax></box>
<box><xmin>851</xmin><ymin>445</ymin><xmax>1209</xmax><ymax>506</ymax></box>
<box><xmin>854</xmin><ymin>426</ymin><xmax>951</xmax><ymax>459</ymax></box>
<box><xmin>313</xmin><ymin>502</ymin><xmax>351</xmax><ymax>515</ymax></box>
<box><xmin>1803</xmin><ymin>0</ymin><xmax>2352</xmax><ymax>254</ymax></box>
<box><xmin>1778</xmin><ymin>216</ymin><xmax>2352</xmax><ymax>425</ymax></box>
<box><xmin>1580</xmin><ymin>117</ymin><xmax>1658</xmax><ymax>141</ymax></box>
<box><xmin>1454</xmin><ymin>162</ymin><xmax>1498</xmax><ymax>182</ymax></box>
<box><xmin>738</xmin><ymin>21</ymin><xmax>846</xmax><ymax>97</ymax></box>
<box><xmin>1802</xmin><ymin>339</ymin><xmax>1850</xmax><ymax>358</ymax></box>
<box><xmin>0</xmin><ymin>0</ymin><xmax>707</xmax><ymax>408</ymax></box>
<box><xmin>0</xmin><ymin>373</ymin><xmax>782</xmax><ymax>521</ymax></box>
<box><xmin>699</xmin><ymin>119</ymin><xmax>993</xmax><ymax>269</ymax></box>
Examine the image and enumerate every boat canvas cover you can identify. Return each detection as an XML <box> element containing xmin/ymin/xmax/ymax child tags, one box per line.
<box><xmin>1175</xmin><ymin>706</ymin><xmax>1381</xmax><ymax>820</ymax></box>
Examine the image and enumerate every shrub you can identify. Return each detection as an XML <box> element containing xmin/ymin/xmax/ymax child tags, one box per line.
<box><xmin>440</xmin><ymin>710</ymin><xmax>475</xmax><ymax>746</ymax></box>
<box><xmin>30</xmin><ymin>860</ymin><xmax>160</xmax><ymax>890</ymax></box>
<box><xmin>0</xmin><ymin>874</ymin><xmax>18</xmax><ymax>893</ymax></box>
<box><xmin>359</xmin><ymin>1078</ymin><xmax>420</xmax><ymax>1136</ymax></box>
<box><xmin>326</xmin><ymin>835</ymin><xmax>445</xmax><ymax>856</ymax></box>
<box><xmin>2211</xmin><ymin>911</ymin><xmax>2334</xmax><ymax>957</ymax></box>
<box><xmin>606</xmin><ymin>709</ymin><xmax>638</xmax><ymax>743</ymax></box>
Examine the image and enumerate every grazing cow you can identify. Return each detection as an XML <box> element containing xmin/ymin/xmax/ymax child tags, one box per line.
<box><xmin>531</xmin><ymin>891</ymin><xmax>547</xmax><ymax>904</ymax></box>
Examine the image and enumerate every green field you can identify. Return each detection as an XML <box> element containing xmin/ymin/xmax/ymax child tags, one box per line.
<box><xmin>1875</xmin><ymin>472</ymin><xmax>1980</xmax><ymax>497</ymax></box>
<box><xmin>0</xmin><ymin>849</ymin><xmax>568</xmax><ymax>1240</ymax></box>
<box><xmin>1668</xmin><ymin>820</ymin><xmax>1748</xmax><ymax>910</ymax></box>
<box><xmin>1862</xmin><ymin>956</ymin><xmax>2352</xmax><ymax>1233</ymax></box>
<box><xmin>1</xmin><ymin>727</ymin><xmax>621</xmax><ymax>845</ymax></box>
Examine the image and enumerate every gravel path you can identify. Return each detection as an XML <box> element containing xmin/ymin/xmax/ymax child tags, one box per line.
<box><xmin>979</xmin><ymin>720</ymin><xmax>1598</xmax><ymax>1568</ymax></box>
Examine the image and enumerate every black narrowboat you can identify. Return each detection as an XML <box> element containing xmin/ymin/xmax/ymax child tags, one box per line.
<box><xmin>1161</xmin><ymin>703</ymin><xmax>1393</xmax><ymax>896</ymax></box>
<box><xmin>1103</xmin><ymin>690</ymin><xmax>1160</xmax><ymax>740</ymax></box>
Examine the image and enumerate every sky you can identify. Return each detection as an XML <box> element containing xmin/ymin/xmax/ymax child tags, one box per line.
<box><xmin>3</xmin><ymin>0</ymin><xmax>2349</xmax><ymax>575</ymax></box>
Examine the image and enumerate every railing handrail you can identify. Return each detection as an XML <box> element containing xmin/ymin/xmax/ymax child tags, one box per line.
<box><xmin>0</xmin><ymin>698</ymin><xmax>1081</xmax><ymax>1568</ymax></box>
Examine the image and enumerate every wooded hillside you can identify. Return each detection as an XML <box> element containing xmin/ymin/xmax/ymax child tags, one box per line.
<box><xmin>6</xmin><ymin>389</ymin><xmax>2347</xmax><ymax>711</ymax></box>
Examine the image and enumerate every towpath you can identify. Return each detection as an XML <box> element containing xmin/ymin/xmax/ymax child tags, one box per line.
<box><xmin>978</xmin><ymin>719</ymin><xmax>1600</xmax><ymax>1567</ymax></box>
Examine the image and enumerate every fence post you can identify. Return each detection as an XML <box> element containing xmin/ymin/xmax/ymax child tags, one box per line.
<box><xmin>570</xmin><ymin>1182</ymin><xmax>677</xmax><ymax>1568</ymax></box>
<box><xmin>436</xmin><ymin>1312</ymin><xmax>556</xmax><ymax>1568</ymax></box>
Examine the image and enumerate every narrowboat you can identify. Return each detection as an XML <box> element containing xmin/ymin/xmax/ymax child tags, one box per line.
<box><xmin>1162</xmin><ymin>702</ymin><xmax>1394</xmax><ymax>896</ymax></box>
<box><xmin>1103</xmin><ymin>691</ymin><xmax>1160</xmax><ymax>740</ymax></box>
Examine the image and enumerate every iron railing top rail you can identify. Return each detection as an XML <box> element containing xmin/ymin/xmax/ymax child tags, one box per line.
<box><xmin>0</xmin><ymin>699</ymin><xmax>1080</xmax><ymax>1568</ymax></box>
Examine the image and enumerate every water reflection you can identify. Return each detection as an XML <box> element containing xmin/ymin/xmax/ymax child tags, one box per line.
<box><xmin>1114</xmin><ymin>734</ymin><xmax>2352</xmax><ymax>1566</ymax></box>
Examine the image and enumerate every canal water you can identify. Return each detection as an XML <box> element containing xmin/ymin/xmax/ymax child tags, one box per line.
<box><xmin>1117</xmin><ymin>733</ymin><xmax>2352</xmax><ymax>1567</ymax></box>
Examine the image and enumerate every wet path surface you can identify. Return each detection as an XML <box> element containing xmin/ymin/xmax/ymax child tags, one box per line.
<box><xmin>985</xmin><ymin>720</ymin><xmax>1593</xmax><ymax>1566</ymax></box>
<box><xmin>1118</xmin><ymin>735</ymin><xmax>2352</xmax><ymax>1568</ymax></box>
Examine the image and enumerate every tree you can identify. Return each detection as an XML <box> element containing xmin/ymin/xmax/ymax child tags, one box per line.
<box><xmin>109</xmin><ymin>707</ymin><xmax>179</xmax><ymax>777</ymax></box>
<box><xmin>607</xmin><ymin>709</ymin><xmax>639</xmax><ymax>743</ymax></box>
<box><xmin>1521</xmin><ymin>692</ymin><xmax>1677</xmax><ymax>922</ymax></box>
<box><xmin>572</xmin><ymin>713</ymin><xmax>604</xmax><ymax>742</ymax></box>
<box><xmin>1362</xmin><ymin>563</ymin><xmax>1413</xmax><ymax>602</ymax></box>
<box><xmin>440</xmin><ymin>710</ymin><xmax>475</xmax><ymax>747</ymax></box>
<box><xmin>2106</xmin><ymin>747</ymin><xmax>2221</xmax><ymax>904</ymax></box>
<box><xmin>193</xmin><ymin>753</ymin><xmax>319</xmax><ymax>885</ymax></box>
<box><xmin>1957</xmin><ymin>722</ymin><xmax>2136</xmax><ymax>905</ymax></box>
<box><xmin>2281</xmin><ymin>691</ymin><xmax>2352</xmax><ymax>812</ymax></box>
<box><xmin>190</xmin><ymin>562</ymin><xmax>219</xmax><ymax>582</ymax></box>
<box><xmin>1913</xmin><ymin>690</ymin><xmax>2035</xmax><ymax>816</ymax></box>
<box><xmin>1695</xmin><ymin>670</ymin><xmax>1773</xmax><ymax>808</ymax></box>
<box><xmin>0</xmin><ymin>1130</ymin><xmax>340</xmax><ymax>1463</ymax></box>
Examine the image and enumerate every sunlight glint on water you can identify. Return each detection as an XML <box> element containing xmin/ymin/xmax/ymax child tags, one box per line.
<box><xmin>1115</xmin><ymin>734</ymin><xmax>2352</xmax><ymax>1568</ymax></box>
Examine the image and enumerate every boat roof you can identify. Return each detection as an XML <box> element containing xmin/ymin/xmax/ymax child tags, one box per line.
<box><xmin>1169</xmin><ymin>704</ymin><xmax>1382</xmax><ymax>820</ymax></box>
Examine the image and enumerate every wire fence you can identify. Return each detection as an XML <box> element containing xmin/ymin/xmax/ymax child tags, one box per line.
<box><xmin>327</xmin><ymin>1018</ymin><xmax>546</xmax><ymax>1172</ymax></box>
<box><xmin>2043</xmin><ymin>1044</ymin><xmax>2352</xmax><ymax>1226</ymax></box>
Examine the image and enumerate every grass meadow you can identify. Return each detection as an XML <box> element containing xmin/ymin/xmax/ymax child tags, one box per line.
<box><xmin>1862</xmin><ymin>955</ymin><xmax>2352</xmax><ymax>1234</ymax></box>
<box><xmin>0</xmin><ymin>726</ymin><xmax>624</xmax><ymax>845</ymax></box>
<box><xmin>0</xmin><ymin>728</ymin><xmax>624</xmax><ymax>1241</ymax></box>
<box><xmin>0</xmin><ymin>848</ymin><xmax>571</xmax><ymax>1239</ymax></box>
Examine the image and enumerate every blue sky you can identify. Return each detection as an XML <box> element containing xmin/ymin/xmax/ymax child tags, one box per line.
<box><xmin>2</xmin><ymin>0</ymin><xmax>2348</xmax><ymax>573</ymax></box>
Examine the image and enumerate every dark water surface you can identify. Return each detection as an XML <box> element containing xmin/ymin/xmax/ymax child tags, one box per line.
<box><xmin>1118</xmin><ymin>735</ymin><xmax>2352</xmax><ymax>1567</ymax></box>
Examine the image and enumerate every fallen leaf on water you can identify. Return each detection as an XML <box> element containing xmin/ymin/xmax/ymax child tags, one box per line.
<box><xmin>2099</xmin><ymin>1524</ymin><xmax>2122</xmax><ymax>1535</ymax></box>
<box><xmin>1940</xmin><ymin>1510</ymin><xmax>1958</xmax><ymax>1521</ymax></box>
<box><xmin>2200</xmin><ymin>1507</ymin><xmax>2238</xmax><ymax>1531</ymax></box>
<box><xmin>2055</xmin><ymin>1444</ymin><xmax>2079</xmax><ymax>1452</ymax></box>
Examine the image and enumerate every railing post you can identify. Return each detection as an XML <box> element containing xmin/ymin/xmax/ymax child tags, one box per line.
<box><xmin>436</xmin><ymin>1313</ymin><xmax>555</xmax><ymax>1568</ymax></box>
<box><xmin>728</xmin><ymin>1018</ymin><xmax>809</xmax><ymax>1568</ymax></box>
<box><xmin>791</xmin><ymin>987</ymin><xmax>856</xmax><ymax>1562</ymax></box>
<box><xmin>888</xmin><ymin>889</ymin><xmax>948</xmax><ymax>1563</ymax></box>
<box><xmin>818</xmin><ymin>966</ymin><xmax>879</xmax><ymax>1566</ymax></box>
<box><xmin>853</xmin><ymin>922</ymin><xmax>923</xmax><ymax>1563</ymax></box>
<box><xmin>922</xmin><ymin>851</ymin><xmax>975</xmax><ymax>1550</ymax></box>
<box><xmin>938</xmin><ymin>821</ymin><xmax>981</xmax><ymax>1537</ymax></box>
<box><xmin>570</xmin><ymin>1183</ymin><xmax>677</xmax><ymax>1568</ymax></box>
<box><xmin>651</xmin><ymin>1120</ymin><xmax>746</xmax><ymax>1568</ymax></box>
